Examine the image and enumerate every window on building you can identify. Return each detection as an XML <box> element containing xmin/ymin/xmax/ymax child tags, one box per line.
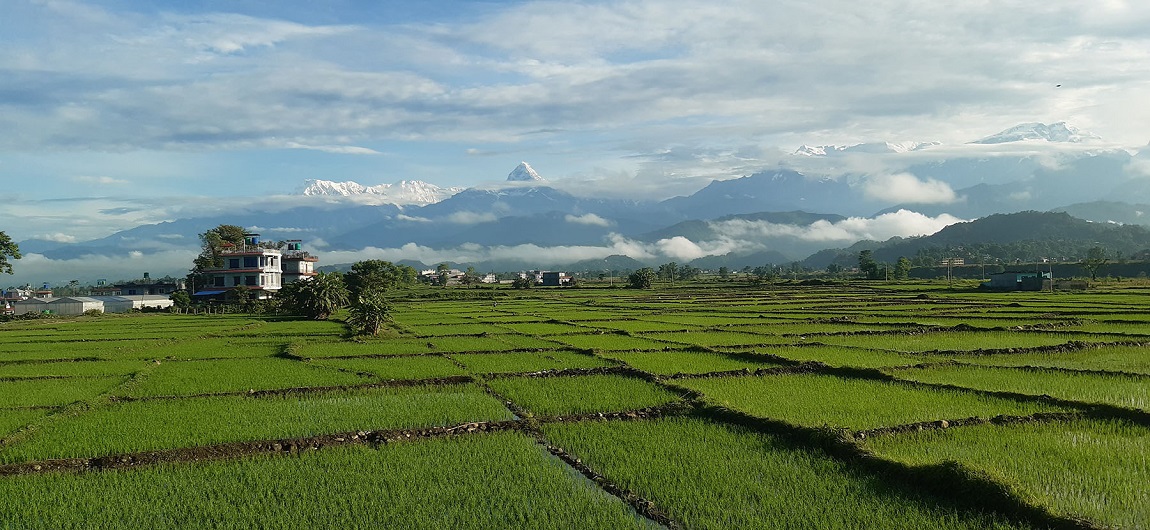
<box><xmin>245</xmin><ymin>276</ymin><xmax>257</xmax><ymax>286</ymax></box>
<box><xmin>214</xmin><ymin>277</ymin><xmax>225</xmax><ymax>287</ymax></box>
<box><xmin>229</xmin><ymin>258</ymin><xmax>240</xmax><ymax>269</ymax></box>
<box><xmin>244</xmin><ymin>257</ymin><xmax>257</xmax><ymax>268</ymax></box>
<box><xmin>233</xmin><ymin>276</ymin><xmax>242</xmax><ymax>286</ymax></box>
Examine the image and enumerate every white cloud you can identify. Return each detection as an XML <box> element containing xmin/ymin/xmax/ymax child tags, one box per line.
<box><xmin>564</xmin><ymin>213</ymin><xmax>612</xmax><ymax>227</ymax></box>
<box><xmin>75</xmin><ymin>176</ymin><xmax>129</xmax><ymax>185</ymax></box>
<box><xmin>284</xmin><ymin>142</ymin><xmax>382</xmax><ymax>155</ymax></box>
<box><xmin>863</xmin><ymin>173</ymin><xmax>957</xmax><ymax>204</ymax></box>
<box><xmin>444</xmin><ymin>211</ymin><xmax>498</xmax><ymax>224</ymax></box>
<box><xmin>711</xmin><ymin>210</ymin><xmax>964</xmax><ymax>243</ymax></box>
<box><xmin>4</xmin><ymin>249</ymin><xmax>198</xmax><ymax>286</ymax></box>
<box><xmin>36</xmin><ymin>233</ymin><xmax>78</xmax><ymax>243</ymax></box>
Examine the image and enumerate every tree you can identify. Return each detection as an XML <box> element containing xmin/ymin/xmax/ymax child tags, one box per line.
<box><xmin>278</xmin><ymin>272</ymin><xmax>349</xmax><ymax>319</ymax></box>
<box><xmin>826</xmin><ymin>263</ymin><xmax>843</xmax><ymax>276</ymax></box>
<box><xmin>679</xmin><ymin>265</ymin><xmax>701</xmax><ymax>281</ymax></box>
<box><xmin>718</xmin><ymin>266</ymin><xmax>730</xmax><ymax>280</ymax></box>
<box><xmin>345</xmin><ymin>260</ymin><xmax>417</xmax><ymax>298</ymax></box>
<box><xmin>229</xmin><ymin>286</ymin><xmax>256</xmax><ymax>313</ymax></box>
<box><xmin>628</xmin><ymin>267</ymin><xmax>656</xmax><ymax>289</ymax></box>
<box><xmin>893</xmin><ymin>257</ymin><xmax>912</xmax><ymax>280</ymax></box>
<box><xmin>346</xmin><ymin>289</ymin><xmax>392</xmax><ymax>336</ymax></box>
<box><xmin>170</xmin><ymin>290</ymin><xmax>192</xmax><ymax>313</ymax></box>
<box><xmin>1082</xmin><ymin>246</ymin><xmax>1108</xmax><ymax>281</ymax></box>
<box><xmin>657</xmin><ymin>262</ymin><xmax>679</xmax><ymax>284</ymax></box>
<box><xmin>188</xmin><ymin>224</ymin><xmax>247</xmax><ymax>289</ymax></box>
<box><xmin>461</xmin><ymin>266</ymin><xmax>482</xmax><ymax>286</ymax></box>
<box><xmin>436</xmin><ymin>263</ymin><xmax>451</xmax><ymax>287</ymax></box>
<box><xmin>751</xmin><ymin>265</ymin><xmax>776</xmax><ymax>282</ymax></box>
<box><xmin>0</xmin><ymin>231</ymin><xmax>21</xmax><ymax>275</ymax></box>
<box><xmin>511</xmin><ymin>276</ymin><xmax>534</xmax><ymax>289</ymax></box>
<box><xmin>858</xmin><ymin>250</ymin><xmax>880</xmax><ymax>279</ymax></box>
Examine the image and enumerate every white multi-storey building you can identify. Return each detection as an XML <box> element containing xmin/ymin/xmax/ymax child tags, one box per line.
<box><xmin>282</xmin><ymin>240</ymin><xmax>320</xmax><ymax>284</ymax></box>
<box><xmin>201</xmin><ymin>234</ymin><xmax>283</xmax><ymax>299</ymax></box>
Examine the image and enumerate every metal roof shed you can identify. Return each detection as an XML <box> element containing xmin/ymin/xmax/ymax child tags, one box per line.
<box><xmin>12</xmin><ymin>297</ymin><xmax>52</xmax><ymax>315</ymax></box>
<box><xmin>46</xmin><ymin>297</ymin><xmax>105</xmax><ymax>316</ymax></box>
<box><xmin>92</xmin><ymin>296</ymin><xmax>135</xmax><ymax>314</ymax></box>
<box><xmin>132</xmin><ymin>295</ymin><xmax>175</xmax><ymax>311</ymax></box>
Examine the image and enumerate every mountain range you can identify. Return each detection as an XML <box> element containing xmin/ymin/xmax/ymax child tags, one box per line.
<box><xmin>13</xmin><ymin>122</ymin><xmax>1150</xmax><ymax>283</ymax></box>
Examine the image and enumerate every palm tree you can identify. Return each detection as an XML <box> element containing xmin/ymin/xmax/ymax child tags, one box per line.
<box><xmin>281</xmin><ymin>272</ymin><xmax>349</xmax><ymax>319</ymax></box>
<box><xmin>347</xmin><ymin>289</ymin><xmax>391</xmax><ymax>336</ymax></box>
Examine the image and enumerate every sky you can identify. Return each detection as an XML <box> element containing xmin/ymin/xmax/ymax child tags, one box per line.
<box><xmin>2</xmin><ymin>0</ymin><xmax>1150</xmax><ymax>282</ymax></box>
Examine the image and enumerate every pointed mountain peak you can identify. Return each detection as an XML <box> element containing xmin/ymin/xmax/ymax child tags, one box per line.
<box><xmin>507</xmin><ymin>162</ymin><xmax>545</xmax><ymax>182</ymax></box>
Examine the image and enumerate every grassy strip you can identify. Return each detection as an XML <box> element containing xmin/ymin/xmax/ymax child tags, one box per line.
<box><xmin>641</xmin><ymin>330</ymin><xmax>795</xmax><ymax>347</ymax></box>
<box><xmin>815</xmin><ymin>331</ymin><xmax>1115</xmax><ymax>353</ymax></box>
<box><xmin>111</xmin><ymin>357</ymin><xmax>375</xmax><ymax>398</ymax></box>
<box><xmin>497</xmin><ymin>322</ymin><xmax>589</xmax><ymax>335</ymax></box>
<box><xmin>733</xmin><ymin>344</ymin><xmax>926</xmax><ymax>369</ymax></box>
<box><xmin>548</xmin><ymin>334</ymin><xmax>682</xmax><ymax>351</ymax></box>
<box><xmin>888</xmin><ymin>365</ymin><xmax>1149</xmax><ymax>412</ymax></box>
<box><xmin>488</xmin><ymin>374</ymin><xmax>682</xmax><ymax>417</ymax></box>
<box><xmin>542</xmin><ymin>417</ymin><xmax>1031</xmax><ymax>529</ymax></box>
<box><xmin>0</xmin><ymin>432</ymin><xmax>654</xmax><ymax>529</ymax></box>
<box><xmin>0</xmin><ymin>409</ymin><xmax>51</xmax><ymax>439</ymax></box>
<box><xmin>955</xmin><ymin>344</ymin><xmax>1150</xmax><ymax>375</ymax></box>
<box><xmin>307</xmin><ymin>356</ymin><xmax>465</xmax><ymax>380</ymax></box>
<box><xmin>0</xmin><ymin>359</ymin><xmax>152</xmax><ymax>379</ymax></box>
<box><xmin>452</xmin><ymin>351</ymin><xmax>613</xmax><ymax>374</ymax></box>
<box><xmin>0</xmin><ymin>384</ymin><xmax>513</xmax><ymax>464</ymax></box>
<box><xmin>867</xmin><ymin>418</ymin><xmax>1150</xmax><ymax>528</ymax></box>
<box><xmin>132</xmin><ymin>337</ymin><xmax>286</xmax><ymax>360</ymax></box>
<box><xmin>677</xmin><ymin>373</ymin><xmax>1071</xmax><ymax>431</ymax></box>
<box><xmin>603</xmin><ymin>350</ymin><xmax>783</xmax><ymax>375</ymax></box>
<box><xmin>0</xmin><ymin>377</ymin><xmax>127</xmax><ymax>408</ymax></box>
<box><xmin>404</xmin><ymin>323</ymin><xmax>514</xmax><ymax>336</ymax></box>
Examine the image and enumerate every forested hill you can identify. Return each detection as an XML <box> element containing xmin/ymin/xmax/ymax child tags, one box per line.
<box><xmin>872</xmin><ymin>211</ymin><xmax>1150</xmax><ymax>264</ymax></box>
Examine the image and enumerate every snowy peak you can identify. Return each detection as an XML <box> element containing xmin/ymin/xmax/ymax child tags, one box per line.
<box><xmin>972</xmin><ymin>122</ymin><xmax>1101</xmax><ymax>144</ymax></box>
<box><xmin>301</xmin><ymin>180</ymin><xmax>370</xmax><ymax>196</ymax></box>
<box><xmin>792</xmin><ymin>141</ymin><xmax>939</xmax><ymax>156</ymax></box>
<box><xmin>507</xmin><ymin>162</ymin><xmax>545</xmax><ymax>182</ymax></box>
<box><xmin>300</xmin><ymin>179</ymin><xmax>462</xmax><ymax>205</ymax></box>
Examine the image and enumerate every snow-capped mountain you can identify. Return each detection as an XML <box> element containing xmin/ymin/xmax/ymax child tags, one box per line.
<box><xmin>971</xmin><ymin>122</ymin><xmax>1101</xmax><ymax>144</ymax></box>
<box><xmin>300</xmin><ymin>179</ymin><xmax>462</xmax><ymax>205</ymax></box>
<box><xmin>507</xmin><ymin>162</ymin><xmax>545</xmax><ymax>182</ymax></box>
<box><xmin>793</xmin><ymin>141</ymin><xmax>940</xmax><ymax>156</ymax></box>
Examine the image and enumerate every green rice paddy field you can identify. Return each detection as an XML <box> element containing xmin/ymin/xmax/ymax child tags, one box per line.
<box><xmin>2</xmin><ymin>282</ymin><xmax>1148</xmax><ymax>528</ymax></box>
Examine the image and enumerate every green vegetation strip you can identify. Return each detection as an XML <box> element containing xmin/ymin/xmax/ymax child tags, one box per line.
<box><xmin>308</xmin><ymin>356</ymin><xmax>466</xmax><ymax>380</ymax></box>
<box><xmin>677</xmin><ymin>373</ymin><xmax>1070</xmax><ymax>431</ymax></box>
<box><xmin>815</xmin><ymin>331</ymin><xmax>1117</xmax><ymax>353</ymax></box>
<box><xmin>603</xmin><ymin>350</ymin><xmax>783</xmax><ymax>376</ymax></box>
<box><xmin>487</xmin><ymin>374</ymin><xmax>683</xmax><ymax>417</ymax></box>
<box><xmin>955</xmin><ymin>343</ymin><xmax>1150</xmax><ymax>375</ymax></box>
<box><xmin>0</xmin><ymin>432</ymin><xmax>654</xmax><ymax>529</ymax></box>
<box><xmin>889</xmin><ymin>365</ymin><xmax>1150</xmax><ymax>412</ymax></box>
<box><xmin>745</xmin><ymin>345</ymin><xmax>925</xmax><ymax>369</ymax></box>
<box><xmin>868</xmin><ymin>419</ymin><xmax>1150</xmax><ymax>528</ymax></box>
<box><xmin>542</xmin><ymin>417</ymin><xmax>1028</xmax><ymax>529</ymax></box>
<box><xmin>0</xmin><ymin>377</ymin><xmax>126</xmax><ymax>408</ymax></box>
<box><xmin>0</xmin><ymin>384</ymin><xmax>514</xmax><ymax>464</ymax></box>
<box><xmin>113</xmin><ymin>357</ymin><xmax>375</xmax><ymax>398</ymax></box>
<box><xmin>451</xmin><ymin>351</ymin><xmax>613</xmax><ymax>374</ymax></box>
<box><xmin>0</xmin><ymin>359</ymin><xmax>151</xmax><ymax>379</ymax></box>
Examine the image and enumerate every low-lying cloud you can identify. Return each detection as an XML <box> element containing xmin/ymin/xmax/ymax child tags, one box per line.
<box><xmin>863</xmin><ymin>173</ymin><xmax>957</xmax><ymax>204</ymax></box>
<box><xmin>565</xmin><ymin>213</ymin><xmax>612</xmax><ymax>227</ymax></box>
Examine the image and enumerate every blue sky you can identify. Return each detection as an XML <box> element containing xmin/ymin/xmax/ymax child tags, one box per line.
<box><xmin>2</xmin><ymin>0</ymin><xmax>1150</xmax><ymax>246</ymax></box>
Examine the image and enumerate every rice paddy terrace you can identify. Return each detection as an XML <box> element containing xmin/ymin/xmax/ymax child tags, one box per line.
<box><xmin>2</xmin><ymin>282</ymin><xmax>1148</xmax><ymax>528</ymax></box>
